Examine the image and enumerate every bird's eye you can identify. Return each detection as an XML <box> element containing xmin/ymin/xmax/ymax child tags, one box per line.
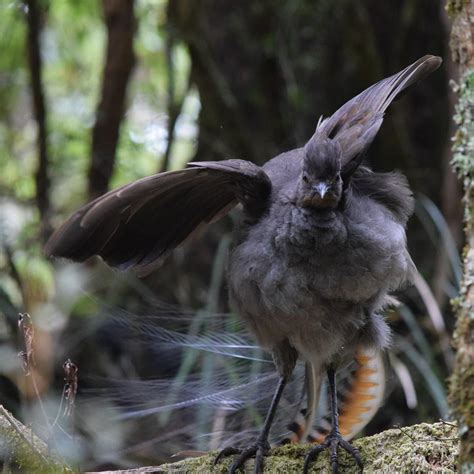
<box><xmin>302</xmin><ymin>174</ymin><xmax>309</xmax><ymax>183</ymax></box>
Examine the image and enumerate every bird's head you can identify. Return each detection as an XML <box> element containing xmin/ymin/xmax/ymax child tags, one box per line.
<box><xmin>297</xmin><ymin>138</ymin><xmax>343</xmax><ymax>209</ymax></box>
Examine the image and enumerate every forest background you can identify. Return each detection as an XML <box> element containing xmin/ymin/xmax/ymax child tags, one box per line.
<box><xmin>0</xmin><ymin>0</ymin><xmax>469</xmax><ymax>471</ymax></box>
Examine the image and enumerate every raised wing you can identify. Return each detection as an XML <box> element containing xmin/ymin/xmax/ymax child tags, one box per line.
<box><xmin>311</xmin><ymin>55</ymin><xmax>442</xmax><ymax>177</ymax></box>
<box><xmin>44</xmin><ymin>160</ymin><xmax>271</xmax><ymax>276</ymax></box>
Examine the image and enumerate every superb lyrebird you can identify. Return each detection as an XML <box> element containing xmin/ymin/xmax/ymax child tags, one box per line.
<box><xmin>45</xmin><ymin>55</ymin><xmax>442</xmax><ymax>473</ymax></box>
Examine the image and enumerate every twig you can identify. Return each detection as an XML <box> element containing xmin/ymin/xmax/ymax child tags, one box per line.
<box><xmin>394</xmin><ymin>423</ymin><xmax>458</xmax><ymax>443</ymax></box>
<box><xmin>17</xmin><ymin>313</ymin><xmax>50</xmax><ymax>433</ymax></box>
<box><xmin>17</xmin><ymin>314</ymin><xmax>68</xmax><ymax>464</ymax></box>
<box><xmin>395</xmin><ymin>424</ymin><xmax>416</xmax><ymax>442</ymax></box>
<box><xmin>62</xmin><ymin>359</ymin><xmax>78</xmax><ymax>418</ymax></box>
<box><xmin>439</xmin><ymin>419</ymin><xmax>457</xmax><ymax>428</ymax></box>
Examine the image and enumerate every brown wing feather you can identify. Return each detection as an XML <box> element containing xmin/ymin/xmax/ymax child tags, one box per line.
<box><xmin>45</xmin><ymin>160</ymin><xmax>271</xmax><ymax>276</ymax></box>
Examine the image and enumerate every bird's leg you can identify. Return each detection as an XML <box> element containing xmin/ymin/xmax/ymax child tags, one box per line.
<box><xmin>215</xmin><ymin>375</ymin><xmax>287</xmax><ymax>473</ymax></box>
<box><xmin>215</xmin><ymin>340</ymin><xmax>297</xmax><ymax>474</ymax></box>
<box><xmin>303</xmin><ymin>366</ymin><xmax>363</xmax><ymax>474</ymax></box>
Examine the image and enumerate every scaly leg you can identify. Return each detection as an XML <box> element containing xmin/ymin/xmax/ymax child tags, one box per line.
<box><xmin>215</xmin><ymin>375</ymin><xmax>287</xmax><ymax>473</ymax></box>
<box><xmin>303</xmin><ymin>366</ymin><xmax>363</xmax><ymax>473</ymax></box>
<box><xmin>215</xmin><ymin>340</ymin><xmax>297</xmax><ymax>474</ymax></box>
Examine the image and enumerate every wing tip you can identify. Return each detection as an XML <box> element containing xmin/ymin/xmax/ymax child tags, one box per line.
<box><xmin>43</xmin><ymin>232</ymin><xmax>71</xmax><ymax>259</ymax></box>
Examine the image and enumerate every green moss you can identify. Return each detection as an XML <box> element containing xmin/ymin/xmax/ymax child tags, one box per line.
<box><xmin>448</xmin><ymin>60</ymin><xmax>474</xmax><ymax>467</ymax></box>
<box><xmin>451</xmin><ymin>69</ymin><xmax>474</xmax><ymax>229</ymax></box>
<box><xmin>449</xmin><ymin>303</ymin><xmax>474</xmax><ymax>462</ymax></box>
<box><xmin>159</xmin><ymin>422</ymin><xmax>458</xmax><ymax>472</ymax></box>
<box><xmin>0</xmin><ymin>427</ymin><xmax>70</xmax><ymax>473</ymax></box>
<box><xmin>0</xmin><ymin>407</ymin><xmax>72</xmax><ymax>473</ymax></box>
<box><xmin>446</xmin><ymin>0</ymin><xmax>464</xmax><ymax>16</ymax></box>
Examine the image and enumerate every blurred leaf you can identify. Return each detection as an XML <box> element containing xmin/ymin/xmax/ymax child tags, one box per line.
<box><xmin>395</xmin><ymin>337</ymin><xmax>448</xmax><ymax>419</ymax></box>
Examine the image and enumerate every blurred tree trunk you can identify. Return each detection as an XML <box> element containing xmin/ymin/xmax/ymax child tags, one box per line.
<box><xmin>25</xmin><ymin>0</ymin><xmax>51</xmax><ymax>240</ymax></box>
<box><xmin>159</xmin><ymin>23</ymin><xmax>191</xmax><ymax>173</ymax></box>
<box><xmin>88</xmin><ymin>0</ymin><xmax>136</xmax><ymax>200</ymax></box>
<box><xmin>447</xmin><ymin>0</ymin><xmax>474</xmax><ymax>468</ymax></box>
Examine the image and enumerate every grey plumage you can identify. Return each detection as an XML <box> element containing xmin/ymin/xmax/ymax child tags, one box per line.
<box><xmin>45</xmin><ymin>55</ymin><xmax>442</xmax><ymax>472</ymax></box>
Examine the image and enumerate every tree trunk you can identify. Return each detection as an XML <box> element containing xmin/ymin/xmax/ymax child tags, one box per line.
<box><xmin>447</xmin><ymin>0</ymin><xmax>474</xmax><ymax>469</ymax></box>
<box><xmin>25</xmin><ymin>0</ymin><xmax>51</xmax><ymax>239</ymax></box>
<box><xmin>88</xmin><ymin>0</ymin><xmax>136</xmax><ymax>200</ymax></box>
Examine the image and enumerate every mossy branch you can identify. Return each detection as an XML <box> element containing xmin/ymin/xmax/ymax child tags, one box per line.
<box><xmin>1</xmin><ymin>405</ymin><xmax>458</xmax><ymax>472</ymax></box>
<box><xmin>0</xmin><ymin>405</ymin><xmax>71</xmax><ymax>473</ymax></box>
<box><xmin>154</xmin><ymin>422</ymin><xmax>458</xmax><ymax>473</ymax></box>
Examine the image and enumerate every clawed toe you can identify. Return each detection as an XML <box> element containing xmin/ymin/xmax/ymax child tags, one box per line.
<box><xmin>214</xmin><ymin>446</ymin><xmax>242</xmax><ymax>465</ymax></box>
<box><xmin>339</xmin><ymin>437</ymin><xmax>363</xmax><ymax>468</ymax></box>
<box><xmin>214</xmin><ymin>441</ymin><xmax>270</xmax><ymax>474</ymax></box>
<box><xmin>303</xmin><ymin>432</ymin><xmax>363</xmax><ymax>474</ymax></box>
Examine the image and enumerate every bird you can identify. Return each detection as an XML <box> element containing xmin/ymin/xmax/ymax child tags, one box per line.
<box><xmin>45</xmin><ymin>54</ymin><xmax>442</xmax><ymax>473</ymax></box>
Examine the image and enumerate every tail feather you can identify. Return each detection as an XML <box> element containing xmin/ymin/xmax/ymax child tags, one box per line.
<box><xmin>286</xmin><ymin>347</ymin><xmax>385</xmax><ymax>444</ymax></box>
<box><xmin>283</xmin><ymin>362</ymin><xmax>323</xmax><ymax>444</ymax></box>
<box><xmin>337</xmin><ymin>349</ymin><xmax>385</xmax><ymax>439</ymax></box>
<box><xmin>301</xmin><ymin>362</ymin><xmax>323</xmax><ymax>441</ymax></box>
<box><xmin>309</xmin><ymin>55</ymin><xmax>442</xmax><ymax>179</ymax></box>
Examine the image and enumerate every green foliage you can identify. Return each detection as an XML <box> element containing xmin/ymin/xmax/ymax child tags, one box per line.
<box><xmin>0</xmin><ymin>3</ymin><xmax>33</xmax><ymax>202</ymax></box>
<box><xmin>0</xmin><ymin>3</ymin><xmax>27</xmax><ymax>117</ymax></box>
<box><xmin>0</xmin><ymin>0</ymin><xmax>196</xmax><ymax>216</ymax></box>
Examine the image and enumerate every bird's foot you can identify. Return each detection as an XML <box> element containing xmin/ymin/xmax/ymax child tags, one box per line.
<box><xmin>303</xmin><ymin>430</ymin><xmax>363</xmax><ymax>474</ymax></box>
<box><xmin>214</xmin><ymin>439</ymin><xmax>270</xmax><ymax>474</ymax></box>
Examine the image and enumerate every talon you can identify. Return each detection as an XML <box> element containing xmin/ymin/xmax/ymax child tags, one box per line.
<box><xmin>215</xmin><ymin>441</ymin><xmax>269</xmax><ymax>474</ymax></box>
<box><xmin>303</xmin><ymin>431</ymin><xmax>363</xmax><ymax>473</ymax></box>
<box><xmin>229</xmin><ymin>448</ymin><xmax>253</xmax><ymax>473</ymax></box>
<box><xmin>340</xmin><ymin>438</ymin><xmax>363</xmax><ymax>468</ymax></box>
<box><xmin>303</xmin><ymin>442</ymin><xmax>329</xmax><ymax>474</ymax></box>
<box><xmin>214</xmin><ymin>446</ymin><xmax>241</xmax><ymax>465</ymax></box>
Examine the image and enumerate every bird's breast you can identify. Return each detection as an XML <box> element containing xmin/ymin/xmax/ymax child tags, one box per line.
<box><xmin>276</xmin><ymin>204</ymin><xmax>406</xmax><ymax>300</ymax></box>
<box><xmin>227</xmin><ymin>199</ymin><xmax>409</xmax><ymax>350</ymax></box>
<box><xmin>277</xmin><ymin>206</ymin><xmax>347</xmax><ymax>253</ymax></box>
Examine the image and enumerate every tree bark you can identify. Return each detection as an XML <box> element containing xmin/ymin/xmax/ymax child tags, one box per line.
<box><xmin>25</xmin><ymin>0</ymin><xmax>51</xmax><ymax>239</ymax></box>
<box><xmin>447</xmin><ymin>0</ymin><xmax>474</xmax><ymax>469</ymax></box>
<box><xmin>88</xmin><ymin>0</ymin><xmax>136</xmax><ymax>200</ymax></box>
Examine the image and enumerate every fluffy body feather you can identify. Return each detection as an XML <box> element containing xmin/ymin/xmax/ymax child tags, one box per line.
<box><xmin>229</xmin><ymin>153</ymin><xmax>413</xmax><ymax>364</ymax></box>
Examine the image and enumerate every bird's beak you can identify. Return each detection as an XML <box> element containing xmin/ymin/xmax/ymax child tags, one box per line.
<box><xmin>313</xmin><ymin>182</ymin><xmax>329</xmax><ymax>199</ymax></box>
